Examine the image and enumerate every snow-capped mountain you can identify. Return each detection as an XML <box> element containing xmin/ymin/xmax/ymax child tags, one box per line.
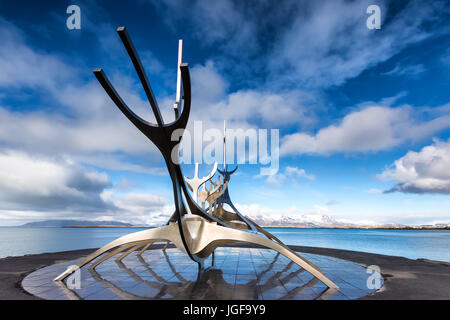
<box><xmin>247</xmin><ymin>214</ymin><xmax>356</xmax><ymax>228</ymax></box>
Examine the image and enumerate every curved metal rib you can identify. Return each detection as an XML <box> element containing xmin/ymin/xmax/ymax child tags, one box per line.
<box><xmin>187</xmin><ymin>218</ymin><xmax>338</xmax><ymax>289</ymax></box>
<box><xmin>54</xmin><ymin>223</ymin><xmax>183</xmax><ymax>281</ymax></box>
<box><xmin>93</xmin><ymin>68</ymin><xmax>158</xmax><ymax>136</ymax></box>
<box><xmin>217</xmin><ymin>165</ymin><xmax>257</xmax><ymax>232</ymax></box>
<box><xmin>117</xmin><ymin>27</ymin><xmax>164</xmax><ymax>128</ymax></box>
<box><xmin>136</xmin><ymin>241</ymin><xmax>154</xmax><ymax>256</ymax></box>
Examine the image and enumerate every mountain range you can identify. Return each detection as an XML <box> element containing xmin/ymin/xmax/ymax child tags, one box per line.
<box><xmin>248</xmin><ymin>214</ymin><xmax>449</xmax><ymax>229</ymax></box>
<box><xmin>21</xmin><ymin>220</ymin><xmax>138</xmax><ymax>227</ymax></box>
<box><xmin>19</xmin><ymin>217</ymin><xmax>449</xmax><ymax>229</ymax></box>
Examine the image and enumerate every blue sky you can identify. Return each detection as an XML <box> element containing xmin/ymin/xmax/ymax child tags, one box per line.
<box><xmin>0</xmin><ymin>0</ymin><xmax>449</xmax><ymax>226</ymax></box>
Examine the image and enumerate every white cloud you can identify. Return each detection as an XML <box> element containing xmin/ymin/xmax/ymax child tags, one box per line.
<box><xmin>285</xmin><ymin>166</ymin><xmax>315</xmax><ymax>180</ymax></box>
<box><xmin>265</xmin><ymin>166</ymin><xmax>315</xmax><ymax>185</ymax></box>
<box><xmin>191</xmin><ymin>61</ymin><xmax>227</xmax><ymax>103</ymax></box>
<box><xmin>0</xmin><ymin>150</ymin><xmax>173</xmax><ymax>225</ymax></box>
<box><xmin>101</xmin><ymin>191</ymin><xmax>172</xmax><ymax>226</ymax></box>
<box><xmin>0</xmin><ymin>105</ymin><xmax>151</xmax><ymax>155</ymax></box>
<box><xmin>379</xmin><ymin>139</ymin><xmax>450</xmax><ymax>194</ymax></box>
<box><xmin>0</xmin><ymin>150</ymin><xmax>112</xmax><ymax>212</ymax></box>
<box><xmin>114</xmin><ymin>178</ymin><xmax>140</xmax><ymax>192</ymax></box>
<box><xmin>365</xmin><ymin>188</ymin><xmax>384</xmax><ymax>194</ymax></box>
<box><xmin>188</xmin><ymin>61</ymin><xmax>315</xmax><ymax>128</ymax></box>
<box><xmin>280</xmin><ymin>105</ymin><xmax>450</xmax><ymax>156</ymax></box>
<box><xmin>219</xmin><ymin>90</ymin><xmax>312</xmax><ymax>127</ymax></box>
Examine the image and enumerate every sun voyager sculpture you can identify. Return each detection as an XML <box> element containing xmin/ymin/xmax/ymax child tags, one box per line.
<box><xmin>54</xmin><ymin>26</ymin><xmax>338</xmax><ymax>290</ymax></box>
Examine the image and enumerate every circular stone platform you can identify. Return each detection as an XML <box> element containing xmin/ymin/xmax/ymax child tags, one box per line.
<box><xmin>22</xmin><ymin>247</ymin><xmax>382</xmax><ymax>300</ymax></box>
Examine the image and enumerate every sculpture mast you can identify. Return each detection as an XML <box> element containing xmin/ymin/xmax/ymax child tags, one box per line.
<box><xmin>223</xmin><ymin>120</ymin><xmax>226</xmax><ymax>169</ymax></box>
<box><xmin>173</xmin><ymin>39</ymin><xmax>183</xmax><ymax>118</ymax></box>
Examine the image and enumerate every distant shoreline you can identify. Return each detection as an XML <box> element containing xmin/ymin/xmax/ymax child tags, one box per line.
<box><xmin>56</xmin><ymin>225</ymin><xmax>450</xmax><ymax>230</ymax></box>
<box><xmin>262</xmin><ymin>226</ymin><xmax>450</xmax><ymax>230</ymax></box>
<box><xmin>62</xmin><ymin>225</ymin><xmax>153</xmax><ymax>228</ymax></box>
<box><xmin>15</xmin><ymin>219</ymin><xmax>449</xmax><ymax>230</ymax></box>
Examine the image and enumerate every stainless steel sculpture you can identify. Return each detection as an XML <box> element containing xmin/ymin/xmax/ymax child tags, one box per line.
<box><xmin>54</xmin><ymin>26</ymin><xmax>338</xmax><ymax>289</ymax></box>
<box><xmin>185</xmin><ymin>162</ymin><xmax>218</xmax><ymax>203</ymax></box>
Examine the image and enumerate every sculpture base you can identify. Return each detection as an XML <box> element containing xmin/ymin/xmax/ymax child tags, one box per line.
<box><xmin>22</xmin><ymin>246</ymin><xmax>381</xmax><ymax>300</ymax></box>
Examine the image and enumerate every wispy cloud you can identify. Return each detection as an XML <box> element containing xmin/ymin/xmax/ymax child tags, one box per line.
<box><xmin>269</xmin><ymin>0</ymin><xmax>448</xmax><ymax>88</ymax></box>
<box><xmin>264</xmin><ymin>166</ymin><xmax>315</xmax><ymax>185</ymax></box>
<box><xmin>365</xmin><ymin>188</ymin><xmax>384</xmax><ymax>194</ymax></box>
<box><xmin>382</xmin><ymin>63</ymin><xmax>426</xmax><ymax>77</ymax></box>
<box><xmin>441</xmin><ymin>47</ymin><xmax>450</xmax><ymax>69</ymax></box>
<box><xmin>151</xmin><ymin>0</ymin><xmax>450</xmax><ymax>88</ymax></box>
<box><xmin>0</xmin><ymin>18</ymin><xmax>76</xmax><ymax>91</ymax></box>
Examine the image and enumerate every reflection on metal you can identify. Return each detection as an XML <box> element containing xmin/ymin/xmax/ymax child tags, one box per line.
<box><xmin>89</xmin><ymin>268</ymin><xmax>146</xmax><ymax>300</ymax></box>
<box><xmin>54</xmin><ymin>280</ymin><xmax>81</xmax><ymax>300</ymax></box>
<box><xmin>54</xmin><ymin>26</ymin><xmax>337</xmax><ymax>290</ymax></box>
<box><xmin>136</xmin><ymin>242</ymin><xmax>153</xmax><ymax>256</ymax></box>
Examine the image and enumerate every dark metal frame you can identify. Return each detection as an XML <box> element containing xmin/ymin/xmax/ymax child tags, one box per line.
<box><xmin>217</xmin><ymin>165</ymin><xmax>257</xmax><ymax>232</ymax></box>
<box><xmin>93</xmin><ymin>27</ymin><xmax>233</xmax><ymax>268</ymax></box>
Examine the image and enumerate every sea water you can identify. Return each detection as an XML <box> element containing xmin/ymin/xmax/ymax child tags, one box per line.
<box><xmin>0</xmin><ymin>227</ymin><xmax>449</xmax><ymax>262</ymax></box>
